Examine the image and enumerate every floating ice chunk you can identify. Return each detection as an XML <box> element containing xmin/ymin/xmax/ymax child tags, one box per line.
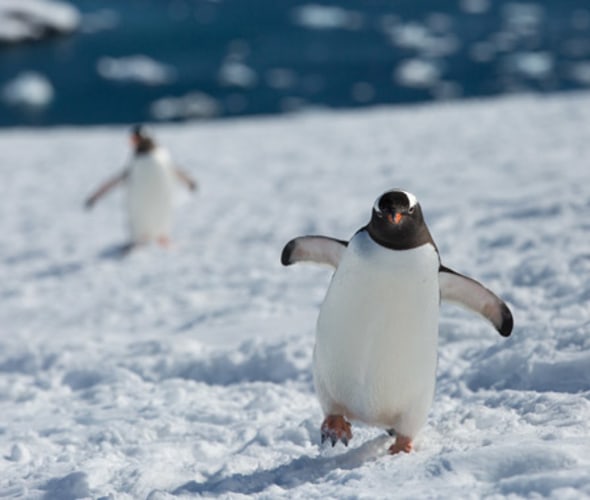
<box><xmin>503</xmin><ymin>3</ymin><xmax>544</xmax><ymax>37</ymax></box>
<box><xmin>265</xmin><ymin>68</ymin><xmax>297</xmax><ymax>90</ymax></box>
<box><xmin>390</xmin><ymin>22</ymin><xmax>430</xmax><ymax>50</ymax></box>
<box><xmin>461</xmin><ymin>0</ymin><xmax>491</xmax><ymax>15</ymax></box>
<box><xmin>470</xmin><ymin>41</ymin><xmax>496</xmax><ymax>63</ymax></box>
<box><xmin>80</xmin><ymin>8</ymin><xmax>119</xmax><ymax>34</ymax></box>
<box><xmin>1</xmin><ymin>71</ymin><xmax>54</xmax><ymax>108</ymax></box>
<box><xmin>388</xmin><ymin>22</ymin><xmax>459</xmax><ymax>57</ymax></box>
<box><xmin>492</xmin><ymin>31</ymin><xmax>518</xmax><ymax>52</ymax></box>
<box><xmin>394</xmin><ymin>59</ymin><xmax>441</xmax><ymax>88</ymax></box>
<box><xmin>150</xmin><ymin>92</ymin><xmax>219</xmax><ymax>120</ymax></box>
<box><xmin>291</xmin><ymin>4</ymin><xmax>363</xmax><ymax>30</ymax></box>
<box><xmin>570</xmin><ymin>62</ymin><xmax>590</xmax><ymax>86</ymax></box>
<box><xmin>507</xmin><ymin>52</ymin><xmax>553</xmax><ymax>80</ymax></box>
<box><xmin>219</xmin><ymin>61</ymin><xmax>258</xmax><ymax>88</ymax></box>
<box><xmin>97</xmin><ymin>55</ymin><xmax>176</xmax><ymax>86</ymax></box>
<box><xmin>0</xmin><ymin>0</ymin><xmax>79</xmax><ymax>43</ymax></box>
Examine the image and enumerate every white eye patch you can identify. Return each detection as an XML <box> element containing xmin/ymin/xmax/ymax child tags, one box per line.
<box><xmin>373</xmin><ymin>189</ymin><xmax>418</xmax><ymax>212</ymax></box>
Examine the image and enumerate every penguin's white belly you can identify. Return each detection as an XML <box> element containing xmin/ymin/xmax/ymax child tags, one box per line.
<box><xmin>127</xmin><ymin>154</ymin><xmax>175</xmax><ymax>242</ymax></box>
<box><xmin>313</xmin><ymin>232</ymin><xmax>440</xmax><ymax>437</ymax></box>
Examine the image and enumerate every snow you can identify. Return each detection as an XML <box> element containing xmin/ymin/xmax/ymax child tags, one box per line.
<box><xmin>1</xmin><ymin>92</ymin><xmax>589</xmax><ymax>498</ymax></box>
<box><xmin>0</xmin><ymin>0</ymin><xmax>79</xmax><ymax>44</ymax></box>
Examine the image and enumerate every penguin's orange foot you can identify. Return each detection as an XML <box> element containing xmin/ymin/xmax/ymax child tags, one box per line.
<box><xmin>157</xmin><ymin>236</ymin><xmax>171</xmax><ymax>248</ymax></box>
<box><xmin>388</xmin><ymin>434</ymin><xmax>413</xmax><ymax>454</ymax></box>
<box><xmin>321</xmin><ymin>415</ymin><xmax>352</xmax><ymax>447</ymax></box>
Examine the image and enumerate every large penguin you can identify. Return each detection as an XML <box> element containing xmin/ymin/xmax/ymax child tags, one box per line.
<box><xmin>281</xmin><ymin>189</ymin><xmax>513</xmax><ymax>454</ymax></box>
<box><xmin>85</xmin><ymin>125</ymin><xmax>197</xmax><ymax>249</ymax></box>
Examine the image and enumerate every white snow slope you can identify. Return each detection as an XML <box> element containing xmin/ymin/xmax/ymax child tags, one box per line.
<box><xmin>0</xmin><ymin>93</ymin><xmax>589</xmax><ymax>499</ymax></box>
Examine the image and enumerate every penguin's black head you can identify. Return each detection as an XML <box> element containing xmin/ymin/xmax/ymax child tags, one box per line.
<box><xmin>367</xmin><ymin>189</ymin><xmax>434</xmax><ymax>250</ymax></box>
<box><xmin>130</xmin><ymin>124</ymin><xmax>156</xmax><ymax>155</ymax></box>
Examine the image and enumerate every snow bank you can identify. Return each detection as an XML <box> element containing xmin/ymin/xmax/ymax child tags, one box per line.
<box><xmin>0</xmin><ymin>93</ymin><xmax>589</xmax><ymax>498</ymax></box>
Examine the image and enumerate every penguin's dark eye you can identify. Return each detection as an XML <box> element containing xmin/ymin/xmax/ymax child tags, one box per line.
<box><xmin>408</xmin><ymin>206</ymin><xmax>415</xmax><ymax>214</ymax></box>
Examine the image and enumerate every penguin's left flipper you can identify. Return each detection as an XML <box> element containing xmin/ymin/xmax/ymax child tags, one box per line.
<box><xmin>281</xmin><ymin>236</ymin><xmax>348</xmax><ymax>268</ymax></box>
<box><xmin>439</xmin><ymin>266</ymin><xmax>513</xmax><ymax>337</ymax></box>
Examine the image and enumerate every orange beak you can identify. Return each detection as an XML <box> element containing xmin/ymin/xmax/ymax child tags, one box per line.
<box><xmin>387</xmin><ymin>212</ymin><xmax>403</xmax><ymax>224</ymax></box>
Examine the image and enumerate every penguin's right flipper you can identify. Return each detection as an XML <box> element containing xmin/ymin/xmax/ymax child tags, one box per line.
<box><xmin>439</xmin><ymin>265</ymin><xmax>513</xmax><ymax>337</ymax></box>
<box><xmin>281</xmin><ymin>236</ymin><xmax>348</xmax><ymax>268</ymax></box>
<box><xmin>85</xmin><ymin>170</ymin><xmax>129</xmax><ymax>209</ymax></box>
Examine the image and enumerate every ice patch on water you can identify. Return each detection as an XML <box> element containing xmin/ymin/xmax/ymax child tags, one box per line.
<box><xmin>461</xmin><ymin>0</ymin><xmax>491</xmax><ymax>15</ymax></box>
<box><xmin>150</xmin><ymin>92</ymin><xmax>220</xmax><ymax>120</ymax></box>
<box><xmin>97</xmin><ymin>55</ymin><xmax>177</xmax><ymax>86</ymax></box>
<box><xmin>395</xmin><ymin>59</ymin><xmax>441</xmax><ymax>88</ymax></box>
<box><xmin>1</xmin><ymin>72</ymin><xmax>54</xmax><ymax>108</ymax></box>
<box><xmin>291</xmin><ymin>5</ymin><xmax>363</xmax><ymax>31</ymax></box>
<box><xmin>0</xmin><ymin>0</ymin><xmax>79</xmax><ymax>43</ymax></box>
<box><xmin>219</xmin><ymin>61</ymin><xmax>258</xmax><ymax>88</ymax></box>
<box><xmin>80</xmin><ymin>9</ymin><xmax>119</xmax><ymax>34</ymax></box>
<box><xmin>506</xmin><ymin>52</ymin><xmax>554</xmax><ymax>80</ymax></box>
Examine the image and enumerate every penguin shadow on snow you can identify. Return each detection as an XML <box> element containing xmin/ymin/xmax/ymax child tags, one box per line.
<box><xmin>31</xmin><ymin>260</ymin><xmax>85</xmax><ymax>280</ymax></box>
<box><xmin>173</xmin><ymin>434</ymin><xmax>392</xmax><ymax>496</ymax></box>
<box><xmin>96</xmin><ymin>241</ymin><xmax>141</xmax><ymax>260</ymax></box>
<box><xmin>28</xmin><ymin>241</ymin><xmax>136</xmax><ymax>282</ymax></box>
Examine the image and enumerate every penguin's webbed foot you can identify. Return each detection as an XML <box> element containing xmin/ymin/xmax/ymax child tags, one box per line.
<box><xmin>388</xmin><ymin>434</ymin><xmax>413</xmax><ymax>454</ymax></box>
<box><xmin>320</xmin><ymin>415</ymin><xmax>352</xmax><ymax>447</ymax></box>
<box><xmin>157</xmin><ymin>236</ymin><xmax>171</xmax><ymax>248</ymax></box>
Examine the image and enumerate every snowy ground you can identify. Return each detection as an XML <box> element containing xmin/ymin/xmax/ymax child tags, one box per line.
<box><xmin>0</xmin><ymin>93</ymin><xmax>589</xmax><ymax>499</ymax></box>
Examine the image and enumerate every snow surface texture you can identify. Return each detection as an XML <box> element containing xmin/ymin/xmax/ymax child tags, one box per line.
<box><xmin>0</xmin><ymin>94</ymin><xmax>589</xmax><ymax>499</ymax></box>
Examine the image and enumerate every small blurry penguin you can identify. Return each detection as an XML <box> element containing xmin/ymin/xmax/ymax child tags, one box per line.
<box><xmin>85</xmin><ymin>125</ymin><xmax>197</xmax><ymax>250</ymax></box>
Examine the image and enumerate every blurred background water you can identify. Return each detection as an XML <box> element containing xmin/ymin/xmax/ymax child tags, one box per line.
<box><xmin>1</xmin><ymin>0</ymin><xmax>590</xmax><ymax>127</ymax></box>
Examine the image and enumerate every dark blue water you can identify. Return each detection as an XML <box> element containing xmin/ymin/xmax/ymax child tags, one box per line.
<box><xmin>1</xmin><ymin>0</ymin><xmax>590</xmax><ymax>127</ymax></box>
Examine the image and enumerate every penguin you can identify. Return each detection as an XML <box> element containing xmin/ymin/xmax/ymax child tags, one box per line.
<box><xmin>85</xmin><ymin>125</ymin><xmax>197</xmax><ymax>249</ymax></box>
<box><xmin>281</xmin><ymin>189</ymin><xmax>513</xmax><ymax>454</ymax></box>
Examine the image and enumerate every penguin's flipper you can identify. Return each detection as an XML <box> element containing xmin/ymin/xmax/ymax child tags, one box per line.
<box><xmin>281</xmin><ymin>236</ymin><xmax>348</xmax><ymax>268</ymax></box>
<box><xmin>175</xmin><ymin>167</ymin><xmax>198</xmax><ymax>191</ymax></box>
<box><xmin>439</xmin><ymin>265</ymin><xmax>513</xmax><ymax>337</ymax></box>
<box><xmin>85</xmin><ymin>169</ymin><xmax>129</xmax><ymax>209</ymax></box>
